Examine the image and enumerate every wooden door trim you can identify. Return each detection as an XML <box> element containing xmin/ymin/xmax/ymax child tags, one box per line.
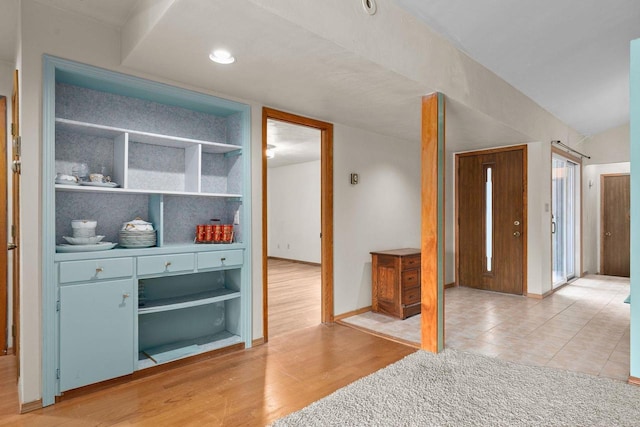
<box><xmin>0</xmin><ymin>96</ymin><xmax>7</xmax><ymax>355</ymax></box>
<box><xmin>261</xmin><ymin>107</ymin><xmax>334</xmax><ymax>343</ymax></box>
<box><xmin>454</xmin><ymin>145</ymin><xmax>528</xmax><ymax>295</ymax></box>
<box><xmin>11</xmin><ymin>69</ymin><xmax>20</xmax><ymax>375</ymax></box>
<box><xmin>600</xmin><ymin>173</ymin><xmax>630</xmax><ymax>275</ymax></box>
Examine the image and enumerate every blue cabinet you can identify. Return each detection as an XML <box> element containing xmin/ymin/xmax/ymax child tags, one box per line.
<box><xmin>59</xmin><ymin>278</ymin><xmax>135</xmax><ymax>391</ymax></box>
<box><xmin>43</xmin><ymin>56</ymin><xmax>252</xmax><ymax>404</ymax></box>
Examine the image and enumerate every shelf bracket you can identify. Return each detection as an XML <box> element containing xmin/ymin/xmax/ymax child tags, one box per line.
<box><xmin>224</xmin><ymin>149</ymin><xmax>242</xmax><ymax>158</ymax></box>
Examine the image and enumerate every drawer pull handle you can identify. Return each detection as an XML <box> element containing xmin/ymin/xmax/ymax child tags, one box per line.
<box><xmin>220</xmin><ymin>257</ymin><xmax>226</xmax><ymax>262</ymax></box>
<box><xmin>165</xmin><ymin>261</ymin><xmax>172</xmax><ymax>267</ymax></box>
<box><xmin>96</xmin><ymin>267</ymin><xmax>104</xmax><ymax>273</ymax></box>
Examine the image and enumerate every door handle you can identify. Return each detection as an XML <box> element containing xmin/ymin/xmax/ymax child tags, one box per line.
<box><xmin>8</xmin><ymin>242</ymin><xmax>16</xmax><ymax>250</ymax></box>
<box><xmin>513</xmin><ymin>231</ymin><xmax>521</xmax><ymax>237</ymax></box>
<box><xmin>605</xmin><ymin>232</ymin><xmax>612</xmax><ymax>237</ymax></box>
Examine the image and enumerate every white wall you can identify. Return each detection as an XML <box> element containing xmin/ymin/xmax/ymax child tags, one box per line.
<box><xmin>581</xmin><ymin>123</ymin><xmax>630</xmax><ymax>165</ymax></box>
<box><xmin>582</xmin><ymin>162</ymin><xmax>630</xmax><ymax>274</ymax></box>
<box><xmin>267</xmin><ymin>160</ymin><xmax>321</xmax><ymax>263</ymax></box>
<box><xmin>333</xmin><ymin>125</ymin><xmax>421</xmax><ymax>315</ymax></box>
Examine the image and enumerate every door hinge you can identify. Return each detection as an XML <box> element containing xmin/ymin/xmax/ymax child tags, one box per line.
<box><xmin>56</xmin><ymin>300</ymin><xmax>60</xmax><ymax>312</ymax></box>
<box><xmin>11</xmin><ymin>123</ymin><xmax>15</xmax><ymax>137</ymax></box>
<box><xmin>56</xmin><ymin>368</ymin><xmax>60</xmax><ymax>380</ymax></box>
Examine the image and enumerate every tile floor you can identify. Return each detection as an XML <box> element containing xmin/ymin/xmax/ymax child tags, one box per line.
<box><xmin>340</xmin><ymin>274</ymin><xmax>631</xmax><ymax>381</ymax></box>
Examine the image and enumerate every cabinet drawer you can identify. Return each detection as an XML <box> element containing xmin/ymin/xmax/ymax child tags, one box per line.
<box><xmin>197</xmin><ymin>250</ymin><xmax>243</xmax><ymax>270</ymax></box>
<box><xmin>59</xmin><ymin>257</ymin><xmax>133</xmax><ymax>284</ymax></box>
<box><xmin>402</xmin><ymin>286</ymin><xmax>421</xmax><ymax>305</ymax></box>
<box><xmin>402</xmin><ymin>255</ymin><xmax>421</xmax><ymax>270</ymax></box>
<box><xmin>402</xmin><ymin>269</ymin><xmax>420</xmax><ymax>288</ymax></box>
<box><xmin>137</xmin><ymin>253</ymin><xmax>195</xmax><ymax>276</ymax></box>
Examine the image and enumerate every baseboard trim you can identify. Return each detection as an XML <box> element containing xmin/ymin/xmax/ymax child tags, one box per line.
<box><xmin>252</xmin><ymin>337</ymin><xmax>265</xmax><ymax>347</ymax></box>
<box><xmin>20</xmin><ymin>399</ymin><xmax>43</xmax><ymax>414</ymax></box>
<box><xmin>336</xmin><ymin>320</ymin><xmax>420</xmax><ymax>349</ymax></box>
<box><xmin>527</xmin><ymin>288</ymin><xmax>555</xmax><ymax>299</ymax></box>
<box><xmin>444</xmin><ymin>282</ymin><xmax>456</xmax><ymax>289</ymax></box>
<box><xmin>629</xmin><ymin>376</ymin><xmax>640</xmax><ymax>386</ymax></box>
<box><xmin>267</xmin><ymin>256</ymin><xmax>321</xmax><ymax>267</ymax></box>
<box><xmin>334</xmin><ymin>306</ymin><xmax>372</xmax><ymax>321</ymax></box>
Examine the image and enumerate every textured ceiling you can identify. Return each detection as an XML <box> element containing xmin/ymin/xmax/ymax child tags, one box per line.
<box><xmin>394</xmin><ymin>0</ymin><xmax>640</xmax><ymax>136</ymax></box>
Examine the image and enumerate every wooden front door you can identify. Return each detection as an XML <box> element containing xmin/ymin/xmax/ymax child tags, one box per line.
<box><xmin>601</xmin><ymin>174</ymin><xmax>630</xmax><ymax>277</ymax></box>
<box><xmin>457</xmin><ymin>146</ymin><xmax>526</xmax><ymax>295</ymax></box>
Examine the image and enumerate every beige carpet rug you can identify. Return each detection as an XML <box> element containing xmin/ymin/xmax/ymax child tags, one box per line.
<box><xmin>273</xmin><ymin>349</ymin><xmax>640</xmax><ymax>426</ymax></box>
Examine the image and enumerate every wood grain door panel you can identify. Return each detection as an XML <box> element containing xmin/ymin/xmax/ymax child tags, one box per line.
<box><xmin>601</xmin><ymin>175</ymin><xmax>630</xmax><ymax>277</ymax></box>
<box><xmin>457</xmin><ymin>147</ymin><xmax>525</xmax><ymax>295</ymax></box>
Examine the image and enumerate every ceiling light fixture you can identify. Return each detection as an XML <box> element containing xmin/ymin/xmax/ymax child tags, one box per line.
<box><xmin>209</xmin><ymin>49</ymin><xmax>235</xmax><ymax>64</ymax></box>
<box><xmin>266</xmin><ymin>144</ymin><xmax>276</xmax><ymax>159</ymax></box>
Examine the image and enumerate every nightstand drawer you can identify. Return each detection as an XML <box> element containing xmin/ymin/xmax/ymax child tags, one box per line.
<box><xmin>59</xmin><ymin>257</ymin><xmax>133</xmax><ymax>284</ymax></box>
<box><xmin>402</xmin><ymin>286</ymin><xmax>421</xmax><ymax>305</ymax></box>
<box><xmin>402</xmin><ymin>269</ymin><xmax>420</xmax><ymax>288</ymax></box>
<box><xmin>137</xmin><ymin>253</ymin><xmax>195</xmax><ymax>276</ymax></box>
<box><xmin>197</xmin><ymin>250</ymin><xmax>243</xmax><ymax>270</ymax></box>
<box><xmin>402</xmin><ymin>255</ymin><xmax>421</xmax><ymax>270</ymax></box>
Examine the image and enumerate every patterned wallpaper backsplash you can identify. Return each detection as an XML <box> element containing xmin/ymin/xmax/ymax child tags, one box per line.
<box><xmin>56</xmin><ymin>192</ymin><xmax>149</xmax><ymax>245</ymax></box>
<box><xmin>56</xmin><ymin>83</ymin><xmax>235</xmax><ymax>145</ymax></box>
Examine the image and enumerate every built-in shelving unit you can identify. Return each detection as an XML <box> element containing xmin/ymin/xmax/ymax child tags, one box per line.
<box><xmin>139</xmin><ymin>288</ymin><xmax>240</xmax><ymax>314</ymax></box>
<box><xmin>43</xmin><ymin>56</ymin><xmax>251</xmax><ymax>406</ymax></box>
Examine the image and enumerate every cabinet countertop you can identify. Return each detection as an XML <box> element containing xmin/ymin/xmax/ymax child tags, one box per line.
<box><xmin>370</xmin><ymin>248</ymin><xmax>420</xmax><ymax>257</ymax></box>
<box><xmin>55</xmin><ymin>243</ymin><xmax>245</xmax><ymax>262</ymax></box>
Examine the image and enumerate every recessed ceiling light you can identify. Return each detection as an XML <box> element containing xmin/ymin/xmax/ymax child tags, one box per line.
<box><xmin>209</xmin><ymin>49</ymin><xmax>235</xmax><ymax>65</ymax></box>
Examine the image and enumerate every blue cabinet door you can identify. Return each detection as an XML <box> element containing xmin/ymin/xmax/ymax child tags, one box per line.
<box><xmin>59</xmin><ymin>279</ymin><xmax>135</xmax><ymax>391</ymax></box>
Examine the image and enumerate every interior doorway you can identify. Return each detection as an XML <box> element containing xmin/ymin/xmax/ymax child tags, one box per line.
<box><xmin>456</xmin><ymin>145</ymin><xmax>527</xmax><ymax>295</ymax></box>
<box><xmin>262</xmin><ymin>108</ymin><xmax>333</xmax><ymax>342</ymax></box>
<box><xmin>552</xmin><ymin>151</ymin><xmax>581</xmax><ymax>288</ymax></box>
<box><xmin>601</xmin><ymin>174</ymin><xmax>630</xmax><ymax>277</ymax></box>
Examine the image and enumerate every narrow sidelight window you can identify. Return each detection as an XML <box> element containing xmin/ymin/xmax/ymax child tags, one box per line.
<box><xmin>485</xmin><ymin>166</ymin><xmax>493</xmax><ymax>272</ymax></box>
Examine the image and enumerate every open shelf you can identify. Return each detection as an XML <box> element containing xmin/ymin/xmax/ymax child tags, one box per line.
<box><xmin>56</xmin><ymin>118</ymin><xmax>241</xmax><ymax>153</ymax></box>
<box><xmin>54</xmin><ymin>184</ymin><xmax>242</xmax><ymax>199</ymax></box>
<box><xmin>139</xmin><ymin>288</ymin><xmax>240</xmax><ymax>314</ymax></box>
<box><xmin>137</xmin><ymin>330</ymin><xmax>242</xmax><ymax>369</ymax></box>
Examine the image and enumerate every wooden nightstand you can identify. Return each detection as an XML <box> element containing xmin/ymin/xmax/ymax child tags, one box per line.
<box><xmin>370</xmin><ymin>248</ymin><xmax>421</xmax><ymax>319</ymax></box>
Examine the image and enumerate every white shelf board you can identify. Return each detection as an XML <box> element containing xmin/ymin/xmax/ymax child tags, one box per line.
<box><xmin>137</xmin><ymin>331</ymin><xmax>242</xmax><ymax>370</ymax></box>
<box><xmin>54</xmin><ymin>184</ymin><xmax>242</xmax><ymax>199</ymax></box>
<box><xmin>56</xmin><ymin>118</ymin><xmax>241</xmax><ymax>154</ymax></box>
<box><xmin>139</xmin><ymin>288</ymin><xmax>240</xmax><ymax>314</ymax></box>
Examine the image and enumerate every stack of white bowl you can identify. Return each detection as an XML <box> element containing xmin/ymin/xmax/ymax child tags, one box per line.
<box><xmin>63</xmin><ymin>220</ymin><xmax>105</xmax><ymax>245</ymax></box>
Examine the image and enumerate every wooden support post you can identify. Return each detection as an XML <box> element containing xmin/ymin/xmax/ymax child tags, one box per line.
<box><xmin>421</xmin><ymin>93</ymin><xmax>445</xmax><ymax>353</ymax></box>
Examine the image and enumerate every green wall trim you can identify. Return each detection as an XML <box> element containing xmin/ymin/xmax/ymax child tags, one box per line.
<box><xmin>437</xmin><ymin>92</ymin><xmax>445</xmax><ymax>351</ymax></box>
<box><xmin>630</xmin><ymin>38</ymin><xmax>639</xmax><ymax>378</ymax></box>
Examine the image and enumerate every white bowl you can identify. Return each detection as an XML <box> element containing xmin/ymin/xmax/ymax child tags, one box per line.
<box><xmin>63</xmin><ymin>235</ymin><xmax>105</xmax><ymax>245</ymax></box>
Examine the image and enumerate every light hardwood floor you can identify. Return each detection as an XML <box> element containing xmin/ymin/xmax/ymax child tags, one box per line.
<box><xmin>267</xmin><ymin>258</ymin><xmax>321</xmax><ymax>338</ymax></box>
<box><xmin>0</xmin><ymin>325</ymin><xmax>415</xmax><ymax>426</ymax></box>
